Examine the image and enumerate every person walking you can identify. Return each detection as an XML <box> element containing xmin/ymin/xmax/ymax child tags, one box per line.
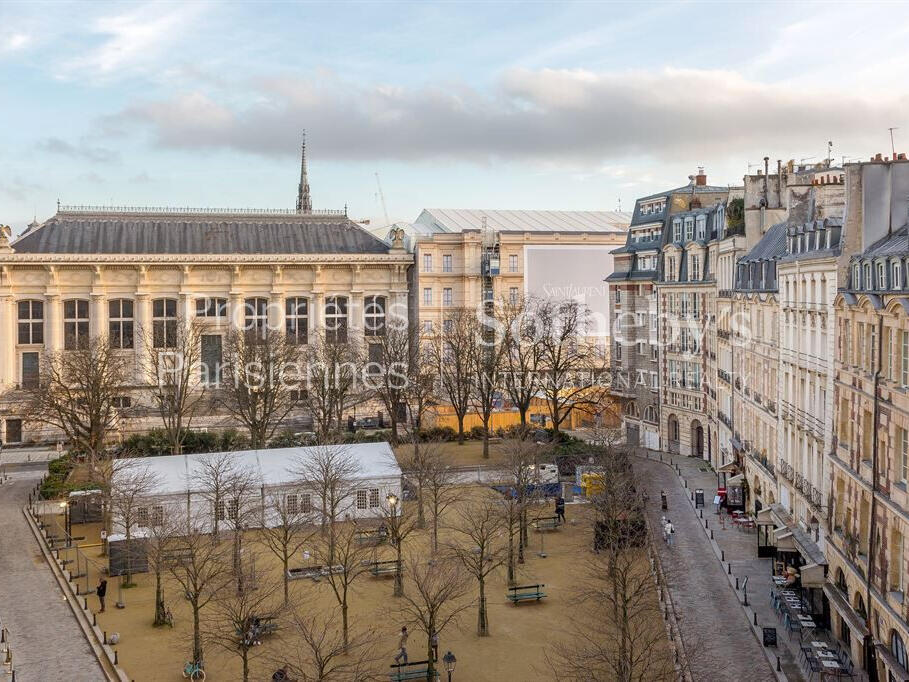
<box><xmin>664</xmin><ymin>520</ymin><xmax>674</xmax><ymax>547</ymax></box>
<box><xmin>96</xmin><ymin>578</ymin><xmax>107</xmax><ymax>613</ymax></box>
<box><xmin>660</xmin><ymin>515</ymin><xmax>667</xmax><ymax>542</ymax></box>
<box><xmin>393</xmin><ymin>626</ymin><xmax>408</xmax><ymax>666</ymax></box>
<box><xmin>555</xmin><ymin>496</ymin><xmax>566</xmax><ymax>524</ymax></box>
<box><xmin>660</xmin><ymin>490</ymin><xmax>668</xmax><ymax>511</ymax></box>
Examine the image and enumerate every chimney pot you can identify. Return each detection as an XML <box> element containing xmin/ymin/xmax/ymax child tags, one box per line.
<box><xmin>875</xmin><ymin>153</ymin><xmax>883</xmax><ymax>161</ymax></box>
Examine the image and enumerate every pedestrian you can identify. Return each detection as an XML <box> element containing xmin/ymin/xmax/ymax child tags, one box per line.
<box><xmin>660</xmin><ymin>490</ymin><xmax>668</xmax><ymax>511</ymax></box>
<box><xmin>96</xmin><ymin>578</ymin><xmax>107</xmax><ymax>613</ymax></box>
<box><xmin>665</xmin><ymin>520</ymin><xmax>674</xmax><ymax>547</ymax></box>
<box><xmin>660</xmin><ymin>515</ymin><xmax>667</xmax><ymax>542</ymax></box>
<box><xmin>393</xmin><ymin>626</ymin><xmax>408</xmax><ymax>666</ymax></box>
<box><xmin>555</xmin><ymin>496</ymin><xmax>566</xmax><ymax>523</ymax></box>
<box><xmin>430</xmin><ymin>629</ymin><xmax>439</xmax><ymax>662</ymax></box>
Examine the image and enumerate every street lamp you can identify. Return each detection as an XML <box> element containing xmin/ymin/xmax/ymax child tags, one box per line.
<box><xmin>442</xmin><ymin>651</ymin><xmax>456</xmax><ymax>682</ymax></box>
<box><xmin>386</xmin><ymin>493</ymin><xmax>402</xmax><ymax>596</ymax></box>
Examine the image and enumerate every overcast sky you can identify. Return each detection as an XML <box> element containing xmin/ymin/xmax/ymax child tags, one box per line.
<box><xmin>2</xmin><ymin>1</ymin><xmax>909</xmax><ymax>233</ymax></box>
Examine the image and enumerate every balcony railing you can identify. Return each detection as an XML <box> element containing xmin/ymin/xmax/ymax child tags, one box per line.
<box><xmin>748</xmin><ymin>452</ymin><xmax>776</xmax><ymax>479</ymax></box>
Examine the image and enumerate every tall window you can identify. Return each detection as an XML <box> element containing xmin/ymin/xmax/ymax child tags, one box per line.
<box><xmin>696</xmin><ymin>215</ymin><xmax>706</xmax><ymax>240</ymax></box>
<box><xmin>152</xmin><ymin>298</ymin><xmax>177</xmax><ymax>348</ymax></box>
<box><xmin>422</xmin><ymin>253</ymin><xmax>432</xmax><ymax>272</ymax></box>
<box><xmin>853</xmin><ymin>264</ymin><xmax>861</xmax><ymax>289</ymax></box>
<box><xmin>21</xmin><ymin>352</ymin><xmax>39</xmax><ymax>389</ymax></box>
<box><xmin>684</xmin><ymin>217</ymin><xmax>694</xmax><ymax>242</ymax></box>
<box><xmin>892</xmin><ymin>631</ymin><xmax>907</xmax><ymax>673</ymax></box>
<box><xmin>324</xmin><ymin>296</ymin><xmax>348</xmax><ymax>344</ymax></box>
<box><xmin>442</xmin><ymin>254</ymin><xmax>452</xmax><ymax>273</ymax></box>
<box><xmin>196</xmin><ymin>297</ymin><xmax>227</xmax><ymax>318</ymax></box>
<box><xmin>63</xmin><ymin>299</ymin><xmax>90</xmax><ymax>350</ymax></box>
<box><xmin>690</xmin><ymin>255</ymin><xmax>700</xmax><ymax>281</ymax></box>
<box><xmin>893</xmin><ymin>261</ymin><xmax>902</xmax><ymax>290</ymax></box>
<box><xmin>903</xmin><ymin>331</ymin><xmax>909</xmax><ymax>386</ymax></box>
<box><xmin>900</xmin><ymin>427</ymin><xmax>909</xmax><ymax>484</ymax></box>
<box><xmin>109</xmin><ymin>299</ymin><xmax>134</xmax><ymax>349</ymax></box>
<box><xmin>509</xmin><ymin>254</ymin><xmax>518</xmax><ymax>272</ymax></box>
<box><xmin>201</xmin><ymin>335</ymin><xmax>222</xmax><ymax>386</ymax></box>
<box><xmin>878</xmin><ymin>262</ymin><xmax>887</xmax><ymax>290</ymax></box>
<box><xmin>244</xmin><ymin>297</ymin><xmax>268</xmax><ymax>337</ymax></box>
<box><xmin>286</xmin><ymin>297</ymin><xmax>309</xmax><ymax>345</ymax></box>
<box><xmin>864</xmin><ymin>263</ymin><xmax>872</xmax><ymax>290</ymax></box>
<box><xmin>423</xmin><ymin>288</ymin><xmax>432</xmax><ymax>305</ymax></box>
<box><xmin>509</xmin><ymin>287</ymin><xmax>518</xmax><ymax>305</ymax></box>
<box><xmin>364</xmin><ymin>296</ymin><xmax>386</xmax><ymax>337</ymax></box>
<box><xmin>442</xmin><ymin>288</ymin><xmax>453</xmax><ymax>306</ymax></box>
<box><xmin>17</xmin><ymin>300</ymin><xmax>43</xmax><ymax>345</ymax></box>
<box><xmin>672</xmin><ymin>219</ymin><xmax>681</xmax><ymax>242</ymax></box>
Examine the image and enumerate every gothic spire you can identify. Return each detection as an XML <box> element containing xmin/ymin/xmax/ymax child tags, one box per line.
<box><xmin>296</xmin><ymin>131</ymin><xmax>312</xmax><ymax>213</ymax></box>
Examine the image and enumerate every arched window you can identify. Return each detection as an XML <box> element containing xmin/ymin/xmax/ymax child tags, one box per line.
<box><xmin>623</xmin><ymin>402</ymin><xmax>639</xmax><ymax>418</ymax></box>
<box><xmin>854</xmin><ymin>593</ymin><xmax>867</xmax><ymax>620</ymax></box>
<box><xmin>892</xmin><ymin>261</ymin><xmax>902</xmax><ymax>290</ymax></box>
<box><xmin>892</xmin><ymin>630</ymin><xmax>907</xmax><ymax>673</ymax></box>
<box><xmin>285</xmin><ymin>297</ymin><xmax>308</xmax><ymax>345</ymax></box>
<box><xmin>643</xmin><ymin>405</ymin><xmax>658</xmax><ymax>423</ymax></box>
<box><xmin>63</xmin><ymin>299</ymin><xmax>90</xmax><ymax>350</ymax></box>
<box><xmin>17</xmin><ymin>299</ymin><xmax>44</xmax><ymax>345</ymax></box>
<box><xmin>864</xmin><ymin>263</ymin><xmax>872</xmax><ymax>290</ymax></box>
<box><xmin>152</xmin><ymin>298</ymin><xmax>177</xmax><ymax>348</ymax></box>
<box><xmin>364</xmin><ymin>296</ymin><xmax>386</xmax><ymax>337</ymax></box>
<box><xmin>852</xmin><ymin>263</ymin><xmax>861</xmax><ymax>290</ymax></box>
<box><xmin>835</xmin><ymin>567</ymin><xmax>848</xmax><ymax>594</ymax></box>
<box><xmin>109</xmin><ymin>299</ymin><xmax>134</xmax><ymax>349</ymax></box>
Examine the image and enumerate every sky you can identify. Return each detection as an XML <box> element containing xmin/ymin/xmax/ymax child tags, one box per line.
<box><xmin>2</xmin><ymin>0</ymin><xmax>909</xmax><ymax>234</ymax></box>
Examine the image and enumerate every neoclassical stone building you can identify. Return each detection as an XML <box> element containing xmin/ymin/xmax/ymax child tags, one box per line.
<box><xmin>0</xmin><ymin>206</ymin><xmax>411</xmax><ymax>444</ymax></box>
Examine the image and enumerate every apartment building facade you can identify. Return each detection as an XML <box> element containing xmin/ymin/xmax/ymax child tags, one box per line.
<box><xmin>828</xmin><ymin>158</ymin><xmax>909</xmax><ymax>680</ymax></box>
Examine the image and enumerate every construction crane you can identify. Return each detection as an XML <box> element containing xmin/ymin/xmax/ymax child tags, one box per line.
<box><xmin>374</xmin><ymin>172</ymin><xmax>390</xmax><ymax>226</ymax></box>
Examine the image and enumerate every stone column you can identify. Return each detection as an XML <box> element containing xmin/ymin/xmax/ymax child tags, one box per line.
<box><xmin>312</xmin><ymin>292</ymin><xmax>325</xmax><ymax>342</ymax></box>
<box><xmin>0</xmin><ymin>296</ymin><xmax>15</xmax><ymax>390</ymax></box>
<box><xmin>229</xmin><ymin>293</ymin><xmax>244</xmax><ymax>333</ymax></box>
<box><xmin>134</xmin><ymin>293</ymin><xmax>151</xmax><ymax>384</ymax></box>
<box><xmin>44</xmin><ymin>294</ymin><xmax>63</xmax><ymax>353</ymax></box>
<box><xmin>350</xmin><ymin>290</ymin><xmax>364</xmax><ymax>344</ymax></box>
<box><xmin>269</xmin><ymin>292</ymin><xmax>286</xmax><ymax>337</ymax></box>
<box><xmin>90</xmin><ymin>292</ymin><xmax>107</xmax><ymax>340</ymax></box>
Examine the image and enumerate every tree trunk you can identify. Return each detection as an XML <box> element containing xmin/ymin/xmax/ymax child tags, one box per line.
<box><xmin>457</xmin><ymin>414</ymin><xmax>465</xmax><ymax>444</ymax></box>
<box><xmin>242</xmin><ymin>651</ymin><xmax>249</xmax><ymax>682</ymax></box>
<box><xmin>342</xmin><ymin>600</ymin><xmax>349</xmax><ymax>649</ymax></box>
<box><xmin>478</xmin><ymin>576</ymin><xmax>488</xmax><ymax>636</ymax></box>
<box><xmin>432</xmin><ymin>502</ymin><xmax>440</xmax><ymax>553</ymax></box>
<box><xmin>507</xmin><ymin>527</ymin><xmax>515</xmax><ymax>585</ymax></box>
<box><xmin>394</xmin><ymin>542</ymin><xmax>404</xmax><ymax>597</ymax></box>
<box><xmin>518</xmin><ymin>404</ymin><xmax>528</xmax><ymax>425</ymax></box>
<box><xmin>482</xmin><ymin>420</ymin><xmax>490</xmax><ymax>459</ymax></box>
<box><xmin>192</xmin><ymin>605</ymin><xmax>202</xmax><ymax>664</ymax></box>
<box><xmin>283</xmin><ymin>555</ymin><xmax>290</xmax><ymax>604</ymax></box>
<box><xmin>389</xmin><ymin>416</ymin><xmax>399</xmax><ymax>445</ymax></box>
<box><xmin>416</xmin><ymin>480</ymin><xmax>426</xmax><ymax>529</ymax></box>
<box><xmin>153</xmin><ymin>570</ymin><xmax>166</xmax><ymax>625</ymax></box>
<box><xmin>426</xmin><ymin>627</ymin><xmax>436</xmax><ymax>682</ymax></box>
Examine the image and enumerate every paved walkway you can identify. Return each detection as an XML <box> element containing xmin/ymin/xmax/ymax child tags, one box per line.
<box><xmin>633</xmin><ymin>454</ymin><xmax>778</xmax><ymax>682</ymax></box>
<box><xmin>0</xmin><ymin>470</ymin><xmax>103</xmax><ymax>681</ymax></box>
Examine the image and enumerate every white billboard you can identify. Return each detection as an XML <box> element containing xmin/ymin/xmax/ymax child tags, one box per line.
<box><xmin>523</xmin><ymin>244</ymin><xmax>615</xmax><ymax>337</ymax></box>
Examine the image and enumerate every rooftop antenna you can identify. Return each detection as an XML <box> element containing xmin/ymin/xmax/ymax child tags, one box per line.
<box><xmin>889</xmin><ymin>127</ymin><xmax>899</xmax><ymax>157</ymax></box>
<box><xmin>827</xmin><ymin>140</ymin><xmax>833</xmax><ymax>167</ymax></box>
<box><xmin>616</xmin><ymin>197</ymin><xmax>622</xmax><ymax>212</ymax></box>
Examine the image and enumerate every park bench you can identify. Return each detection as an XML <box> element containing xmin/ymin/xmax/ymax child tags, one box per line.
<box><xmin>532</xmin><ymin>516</ymin><xmax>561</xmax><ymax>531</ymax></box>
<box><xmin>507</xmin><ymin>583</ymin><xmax>546</xmax><ymax>605</ymax></box>
<box><xmin>355</xmin><ymin>528</ymin><xmax>388</xmax><ymax>546</ymax></box>
<box><xmin>368</xmin><ymin>560</ymin><xmax>400</xmax><ymax>577</ymax></box>
<box><xmin>287</xmin><ymin>565</ymin><xmax>344</xmax><ymax>581</ymax></box>
<box><xmin>389</xmin><ymin>660</ymin><xmax>439</xmax><ymax>681</ymax></box>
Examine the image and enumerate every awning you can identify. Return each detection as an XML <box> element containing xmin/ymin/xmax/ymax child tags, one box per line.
<box><xmin>876</xmin><ymin>643</ymin><xmax>909</xmax><ymax>682</ymax></box>
<box><xmin>756</xmin><ymin>507</ymin><xmax>776</xmax><ymax>525</ymax></box>
<box><xmin>799</xmin><ymin>562</ymin><xmax>825</xmax><ymax>588</ymax></box>
<box><xmin>765</xmin><ymin>503</ymin><xmax>828</xmax><ymax>566</ymax></box>
<box><xmin>717</xmin><ymin>461</ymin><xmax>738</xmax><ymax>474</ymax></box>
<box><xmin>774</xmin><ymin>529</ymin><xmax>798</xmax><ymax>552</ymax></box>
<box><xmin>822</xmin><ymin>582</ymin><xmax>869</xmax><ymax>638</ymax></box>
<box><xmin>727</xmin><ymin>474</ymin><xmax>744</xmax><ymax>486</ymax></box>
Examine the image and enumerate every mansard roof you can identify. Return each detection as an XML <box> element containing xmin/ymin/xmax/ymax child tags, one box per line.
<box><xmin>11</xmin><ymin>206</ymin><xmax>392</xmax><ymax>256</ymax></box>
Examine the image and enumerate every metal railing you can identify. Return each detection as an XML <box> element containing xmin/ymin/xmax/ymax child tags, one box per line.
<box><xmin>58</xmin><ymin>204</ymin><xmax>347</xmax><ymax>216</ymax></box>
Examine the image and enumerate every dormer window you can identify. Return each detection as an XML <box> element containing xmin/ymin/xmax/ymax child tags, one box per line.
<box><xmin>684</xmin><ymin>217</ymin><xmax>694</xmax><ymax>242</ymax></box>
<box><xmin>864</xmin><ymin>263</ymin><xmax>872</xmax><ymax>290</ymax></box>
<box><xmin>878</xmin><ymin>262</ymin><xmax>887</xmax><ymax>290</ymax></box>
<box><xmin>673</xmin><ymin>219</ymin><xmax>682</xmax><ymax>243</ymax></box>
<box><xmin>696</xmin><ymin>215</ymin><xmax>706</xmax><ymax>240</ymax></box>
<box><xmin>853</xmin><ymin>264</ymin><xmax>861</xmax><ymax>290</ymax></box>
<box><xmin>894</xmin><ymin>261</ymin><xmax>903</xmax><ymax>290</ymax></box>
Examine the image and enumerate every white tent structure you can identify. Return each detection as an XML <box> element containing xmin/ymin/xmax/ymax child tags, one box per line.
<box><xmin>109</xmin><ymin>442</ymin><xmax>402</xmax><ymax>538</ymax></box>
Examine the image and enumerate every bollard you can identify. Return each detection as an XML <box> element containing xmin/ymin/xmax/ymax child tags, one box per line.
<box><xmin>114</xmin><ymin>650</ymin><xmax>118</xmax><ymax>665</ymax></box>
<box><xmin>103</xmin><ymin>631</ymin><xmax>107</xmax><ymax>645</ymax></box>
<box><xmin>735</xmin><ymin>577</ymin><xmax>739</xmax><ymax>589</ymax></box>
<box><xmin>711</xmin><ymin>529</ymin><xmax>714</xmax><ymax>540</ymax></box>
<box><xmin>705</xmin><ymin>519</ymin><xmax>709</xmax><ymax>529</ymax></box>
<box><xmin>93</xmin><ymin>612</ymin><xmax>96</xmax><ymax>626</ymax></box>
<box><xmin>777</xmin><ymin>656</ymin><xmax>781</xmax><ymax>672</ymax></box>
<box><xmin>753</xmin><ymin>612</ymin><xmax>758</xmax><ymax>625</ymax></box>
<box><xmin>699</xmin><ymin>509</ymin><xmax>703</xmax><ymax>518</ymax></box>
<box><xmin>721</xmin><ymin>550</ymin><xmax>725</xmax><ymax>562</ymax></box>
<box><xmin>728</xmin><ymin>562</ymin><xmax>732</xmax><ymax>575</ymax></box>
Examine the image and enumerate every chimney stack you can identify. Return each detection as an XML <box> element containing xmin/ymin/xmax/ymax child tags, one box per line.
<box><xmin>695</xmin><ymin>167</ymin><xmax>707</xmax><ymax>186</ymax></box>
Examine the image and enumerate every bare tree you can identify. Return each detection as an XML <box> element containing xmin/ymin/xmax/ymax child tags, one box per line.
<box><xmin>403</xmin><ymin>343</ymin><xmax>438</xmax><ymax>455</ymax></box>
<box><xmin>398</xmin><ymin>552</ymin><xmax>472</xmax><ymax>682</ymax></box>
<box><xmin>422</xmin><ymin>444</ymin><xmax>458</xmax><ymax>553</ymax></box>
<box><xmin>166</xmin><ymin>514</ymin><xmax>233</xmax><ymax>667</ymax></box>
<box><xmin>447</xmin><ymin>497</ymin><xmax>507</xmax><ymax>636</ymax></box>
<box><xmin>108</xmin><ymin>461</ymin><xmax>160</xmax><ymax>586</ymax></box>
<box><xmin>220</xmin><ymin>466</ymin><xmax>261</xmax><ymax>593</ymax></box>
<box><xmin>145</xmin><ymin>510</ymin><xmax>180</xmax><ymax>626</ymax></box>
<box><xmin>500</xmin><ymin>295</ymin><xmax>543</xmax><ymax>426</ymax></box>
<box><xmin>468</xmin><ymin>306</ymin><xmax>508</xmax><ymax>459</ymax></box>
<box><xmin>220</xmin><ymin>329</ymin><xmax>301</xmax><ymax>449</ymax></box>
<box><xmin>536</xmin><ymin>299</ymin><xmax>609</xmax><ymax>436</ymax></box>
<box><xmin>195</xmin><ymin>451</ymin><xmax>242</xmax><ymax>539</ymax></box>
<box><xmin>546</xmin><ymin>450</ymin><xmax>675</xmax><ymax>682</ymax></box>
<box><xmin>367</xmin><ymin>322</ymin><xmax>409</xmax><ymax>444</ymax></box>
<box><xmin>205</xmin><ymin>557</ymin><xmax>282</xmax><ymax>682</ymax></box>
<box><xmin>300</xmin><ymin>332</ymin><xmax>366</xmax><ymax>443</ymax></box>
<box><xmin>379</xmin><ymin>494</ymin><xmax>418</xmax><ymax>597</ymax></box>
<box><xmin>499</xmin><ymin>438</ymin><xmax>548</xmax><ymax>566</ymax></box>
<box><xmin>311</xmin><ymin>520</ymin><xmax>373</xmax><ymax>649</ymax></box>
<box><xmin>141</xmin><ymin>316</ymin><xmax>208</xmax><ymax>455</ymax></box>
<box><xmin>281</xmin><ymin>607</ymin><xmax>380</xmax><ymax>682</ymax></box>
<box><xmin>259</xmin><ymin>489</ymin><xmax>316</xmax><ymax>604</ymax></box>
<box><xmin>25</xmin><ymin>337</ymin><xmax>130</xmax><ymax>478</ymax></box>
<box><xmin>294</xmin><ymin>445</ymin><xmax>360</xmax><ymax>562</ymax></box>
<box><xmin>428</xmin><ymin>309</ymin><xmax>476</xmax><ymax>444</ymax></box>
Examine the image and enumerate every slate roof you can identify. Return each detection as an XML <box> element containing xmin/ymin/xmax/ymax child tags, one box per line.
<box><xmin>11</xmin><ymin>208</ymin><xmax>393</xmax><ymax>255</ymax></box>
<box><xmin>739</xmin><ymin>223</ymin><xmax>788</xmax><ymax>263</ymax></box>
<box><xmin>861</xmin><ymin>225</ymin><xmax>909</xmax><ymax>258</ymax></box>
<box><xmin>414</xmin><ymin>208</ymin><xmax>630</xmax><ymax>234</ymax></box>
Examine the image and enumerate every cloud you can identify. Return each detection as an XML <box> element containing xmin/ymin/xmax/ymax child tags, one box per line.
<box><xmin>62</xmin><ymin>3</ymin><xmax>208</xmax><ymax>78</ymax></box>
<box><xmin>37</xmin><ymin>137</ymin><xmax>120</xmax><ymax>164</ymax></box>
<box><xmin>76</xmin><ymin>172</ymin><xmax>105</xmax><ymax>184</ymax></box>
<box><xmin>1</xmin><ymin>33</ymin><xmax>30</xmax><ymax>52</ymax></box>
<box><xmin>129</xmin><ymin>171</ymin><xmax>153</xmax><ymax>184</ymax></box>
<box><xmin>0</xmin><ymin>176</ymin><xmax>44</xmax><ymax>202</ymax></box>
<box><xmin>105</xmin><ymin>67</ymin><xmax>909</xmax><ymax>166</ymax></box>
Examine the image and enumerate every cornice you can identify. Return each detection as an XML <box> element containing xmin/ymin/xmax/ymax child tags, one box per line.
<box><xmin>0</xmin><ymin>253</ymin><xmax>414</xmax><ymax>266</ymax></box>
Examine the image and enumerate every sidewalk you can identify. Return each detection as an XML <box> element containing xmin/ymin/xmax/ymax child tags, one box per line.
<box><xmin>638</xmin><ymin>450</ymin><xmax>806</xmax><ymax>681</ymax></box>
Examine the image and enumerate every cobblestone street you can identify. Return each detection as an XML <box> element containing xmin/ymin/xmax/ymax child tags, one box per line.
<box><xmin>0</xmin><ymin>469</ymin><xmax>103</xmax><ymax>681</ymax></box>
<box><xmin>634</xmin><ymin>454</ymin><xmax>780</xmax><ymax>682</ymax></box>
